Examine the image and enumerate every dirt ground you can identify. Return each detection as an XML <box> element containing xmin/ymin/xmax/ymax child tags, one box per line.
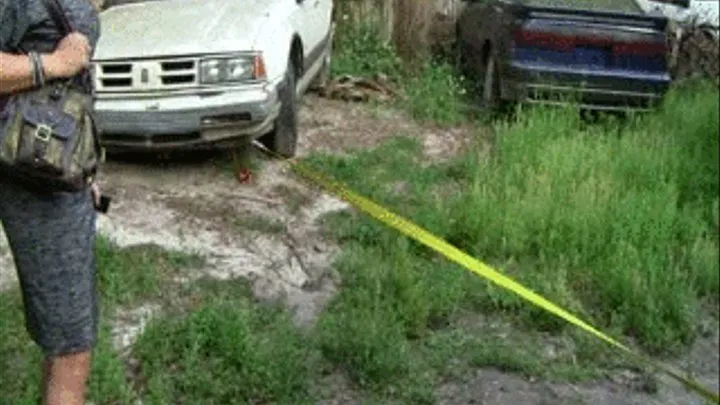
<box><xmin>0</xmin><ymin>95</ymin><xmax>717</xmax><ymax>404</ymax></box>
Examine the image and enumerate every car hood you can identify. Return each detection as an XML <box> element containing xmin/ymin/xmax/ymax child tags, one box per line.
<box><xmin>93</xmin><ymin>0</ymin><xmax>271</xmax><ymax>60</ymax></box>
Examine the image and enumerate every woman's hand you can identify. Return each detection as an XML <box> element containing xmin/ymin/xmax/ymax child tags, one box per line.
<box><xmin>43</xmin><ymin>32</ymin><xmax>92</xmax><ymax>80</ymax></box>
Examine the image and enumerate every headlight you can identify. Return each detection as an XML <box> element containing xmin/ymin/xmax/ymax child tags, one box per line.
<box><xmin>199</xmin><ymin>55</ymin><xmax>266</xmax><ymax>84</ymax></box>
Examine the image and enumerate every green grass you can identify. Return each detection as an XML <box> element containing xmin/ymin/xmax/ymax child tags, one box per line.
<box><xmin>301</xmin><ymin>79</ymin><xmax>720</xmax><ymax>396</ymax></box>
<box><xmin>0</xmin><ymin>235</ymin><xmax>318</xmax><ymax>404</ymax></box>
<box><xmin>0</xmin><ymin>237</ymin><xmax>204</xmax><ymax>404</ymax></box>
<box><xmin>132</xmin><ymin>278</ymin><xmax>315</xmax><ymax>405</ymax></box>
<box><xmin>96</xmin><ymin>238</ymin><xmax>204</xmax><ymax>307</ymax></box>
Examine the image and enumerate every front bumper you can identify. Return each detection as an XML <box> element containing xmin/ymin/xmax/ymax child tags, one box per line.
<box><xmin>502</xmin><ymin>62</ymin><xmax>672</xmax><ymax>112</ymax></box>
<box><xmin>93</xmin><ymin>83</ymin><xmax>281</xmax><ymax>151</ymax></box>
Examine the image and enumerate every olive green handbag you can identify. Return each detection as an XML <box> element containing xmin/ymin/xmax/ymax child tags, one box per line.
<box><xmin>0</xmin><ymin>0</ymin><xmax>103</xmax><ymax>193</ymax></box>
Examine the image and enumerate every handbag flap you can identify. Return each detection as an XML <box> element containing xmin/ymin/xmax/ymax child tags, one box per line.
<box><xmin>21</xmin><ymin>102</ymin><xmax>76</xmax><ymax>140</ymax></box>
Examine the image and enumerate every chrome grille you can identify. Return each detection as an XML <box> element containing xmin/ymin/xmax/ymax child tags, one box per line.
<box><xmin>94</xmin><ymin>58</ymin><xmax>198</xmax><ymax>92</ymax></box>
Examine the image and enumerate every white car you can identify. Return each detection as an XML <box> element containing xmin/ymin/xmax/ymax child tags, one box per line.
<box><xmin>636</xmin><ymin>0</ymin><xmax>719</xmax><ymax>37</ymax></box>
<box><xmin>91</xmin><ymin>0</ymin><xmax>335</xmax><ymax>157</ymax></box>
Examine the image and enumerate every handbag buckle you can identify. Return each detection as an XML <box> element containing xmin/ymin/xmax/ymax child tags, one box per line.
<box><xmin>35</xmin><ymin>124</ymin><xmax>52</xmax><ymax>142</ymax></box>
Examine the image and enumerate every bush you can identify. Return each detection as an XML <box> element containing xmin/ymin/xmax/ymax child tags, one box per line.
<box><xmin>332</xmin><ymin>23</ymin><xmax>403</xmax><ymax>79</ymax></box>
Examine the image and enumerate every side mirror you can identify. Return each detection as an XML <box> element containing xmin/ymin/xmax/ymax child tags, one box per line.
<box><xmin>648</xmin><ymin>0</ymin><xmax>691</xmax><ymax>8</ymax></box>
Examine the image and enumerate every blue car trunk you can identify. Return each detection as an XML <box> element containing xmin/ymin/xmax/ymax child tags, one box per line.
<box><xmin>506</xmin><ymin>5</ymin><xmax>672</xmax><ymax>108</ymax></box>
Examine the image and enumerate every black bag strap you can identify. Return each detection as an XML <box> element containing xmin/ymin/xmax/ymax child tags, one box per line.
<box><xmin>41</xmin><ymin>0</ymin><xmax>74</xmax><ymax>36</ymax></box>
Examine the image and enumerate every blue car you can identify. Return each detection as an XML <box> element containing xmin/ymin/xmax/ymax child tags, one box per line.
<box><xmin>456</xmin><ymin>0</ymin><xmax>673</xmax><ymax>112</ymax></box>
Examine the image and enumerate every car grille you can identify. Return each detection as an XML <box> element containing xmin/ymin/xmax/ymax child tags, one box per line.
<box><xmin>94</xmin><ymin>58</ymin><xmax>198</xmax><ymax>92</ymax></box>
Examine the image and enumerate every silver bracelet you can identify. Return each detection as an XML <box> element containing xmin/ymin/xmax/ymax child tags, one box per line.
<box><xmin>28</xmin><ymin>52</ymin><xmax>38</xmax><ymax>87</ymax></box>
<box><xmin>35</xmin><ymin>53</ymin><xmax>46</xmax><ymax>87</ymax></box>
<box><xmin>28</xmin><ymin>51</ymin><xmax>46</xmax><ymax>88</ymax></box>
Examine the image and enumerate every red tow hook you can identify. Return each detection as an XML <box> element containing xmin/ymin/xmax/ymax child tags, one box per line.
<box><xmin>235</xmin><ymin>167</ymin><xmax>253</xmax><ymax>185</ymax></box>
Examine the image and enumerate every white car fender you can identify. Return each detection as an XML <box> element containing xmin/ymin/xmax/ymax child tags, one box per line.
<box><xmin>253</xmin><ymin>21</ymin><xmax>298</xmax><ymax>86</ymax></box>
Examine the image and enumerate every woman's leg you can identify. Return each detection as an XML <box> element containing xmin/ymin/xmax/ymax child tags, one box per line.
<box><xmin>0</xmin><ymin>181</ymin><xmax>98</xmax><ymax>405</ymax></box>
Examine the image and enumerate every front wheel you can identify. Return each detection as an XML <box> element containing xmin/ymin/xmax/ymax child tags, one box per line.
<box><xmin>259</xmin><ymin>59</ymin><xmax>298</xmax><ymax>158</ymax></box>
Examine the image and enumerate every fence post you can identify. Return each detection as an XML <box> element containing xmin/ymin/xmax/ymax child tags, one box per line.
<box><xmin>382</xmin><ymin>0</ymin><xmax>395</xmax><ymax>44</ymax></box>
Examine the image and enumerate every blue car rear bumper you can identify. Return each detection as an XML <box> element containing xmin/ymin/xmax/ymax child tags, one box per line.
<box><xmin>502</xmin><ymin>61</ymin><xmax>672</xmax><ymax>111</ymax></box>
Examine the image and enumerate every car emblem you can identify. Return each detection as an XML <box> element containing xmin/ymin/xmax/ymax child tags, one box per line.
<box><xmin>141</xmin><ymin>68</ymin><xmax>149</xmax><ymax>84</ymax></box>
<box><xmin>146</xmin><ymin>103</ymin><xmax>160</xmax><ymax>111</ymax></box>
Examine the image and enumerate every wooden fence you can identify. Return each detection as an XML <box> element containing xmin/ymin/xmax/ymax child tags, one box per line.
<box><xmin>336</xmin><ymin>0</ymin><xmax>463</xmax><ymax>40</ymax></box>
<box><xmin>335</xmin><ymin>0</ymin><xmax>464</xmax><ymax>60</ymax></box>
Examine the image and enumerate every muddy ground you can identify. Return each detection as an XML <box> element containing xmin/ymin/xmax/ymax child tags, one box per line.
<box><xmin>1</xmin><ymin>95</ymin><xmax>717</xmax><ymax>404</ymax></box>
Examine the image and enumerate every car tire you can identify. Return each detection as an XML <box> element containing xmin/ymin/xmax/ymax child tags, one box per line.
<box><xmin>454</xmin><ymin>26</ymin><xmax>467</xmax><ymax>73</ymax></box>
<box><xmin>260</xmin><ymin>58</ymin><xmax>298</xmax><ymax>159</ymax></box>
<box><xmin>482</xmin><ymin>53</ymin><xmax>501</xmax><ymax>111</ymax></box>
